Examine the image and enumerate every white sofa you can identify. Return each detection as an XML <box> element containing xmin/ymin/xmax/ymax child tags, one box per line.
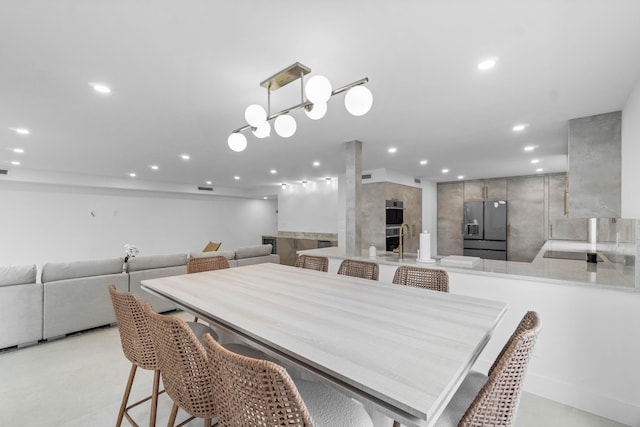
<box><xmin>41</xmin><ymin>258</ymin><xmax>127</xmax><ymax>340</ymax></box>
<box><xmin>0</xmin><ymin>243</ymin><xmax>280</xmax><ymax>349</ymax></box>
<box><xmin>127</xmin><ymin>253</ymin><xmax>187</xmax><ymax>313</ymax></box>
<box><xmin>0</xmin><ymin>264</ymin><xmax>42</xmax><ymax>349</ymax></box>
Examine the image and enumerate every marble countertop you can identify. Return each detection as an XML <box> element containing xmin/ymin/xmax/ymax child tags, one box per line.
<box><xmin>299</xmin><ymin>241</ymin><xmax>638</xmax><ymax>292</ymax></box>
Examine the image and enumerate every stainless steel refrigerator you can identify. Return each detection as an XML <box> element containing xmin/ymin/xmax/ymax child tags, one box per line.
<box><xmin>463</xmin><ymin>201</ymin><xmax>507</xmax><ymax>260</ymax></box>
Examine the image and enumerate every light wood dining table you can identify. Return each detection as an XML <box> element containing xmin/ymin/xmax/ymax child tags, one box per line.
<box><xmin>142</xmin><ymin>262</ymin><xmax>506</xmax><ymax>427</ymax></box>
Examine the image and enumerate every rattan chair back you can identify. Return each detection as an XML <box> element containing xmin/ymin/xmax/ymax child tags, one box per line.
<box><xmin>145</xmin><ymin>306</ymin><xmax>217</xmax><ymax>421</ymax></box>
<box><xmin>459</xmin><ymin>311</ymin><xmax>541</xmax><ymax>426</ymax></box>
<box><xmin>392</xmin><ymin>266</ymin><xmax>449</xmax><ymax>292</ymax></box>
<box><xmin>337</xmin><ymin>259</ymin><xmax>379</xmax><ymax>281</ymax></box>
<box><xmin>187</xmin><ymin>255</ymin><xmax>230</xmax><ymax>274</ymax></box>
<box><xmin>203</xmin><ymin>333</ymin><xmax>314</xmax><ymax>427</ymax></box>
<box><xmin>295</xmin><ymin>255</ymin><xmax>329</xmax><ymax>272</ymax></box>
<box><xmin>108</xmin><ymin>284</ymin><xmax>158</xmax><ymax>370</ymax></box>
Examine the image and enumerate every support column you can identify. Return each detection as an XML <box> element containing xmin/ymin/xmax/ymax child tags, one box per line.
<box><xmin>345</xmin><ymin>140</ymin><xmax>362</xmax><ymax>257</ymax></box>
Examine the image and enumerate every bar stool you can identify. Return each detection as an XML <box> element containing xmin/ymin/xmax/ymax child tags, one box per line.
<box><xmin>337</xmin><ymin>259</ymin><xmax>379</xmax><ymax>281</ymax></box>
<box><xmin>295</xmin><ymin>255</ymin><xmax>329</xmax><ymax>272</ymax></box>
<box><xmin>392</xmin><ymin>266</ymin><xmax>449</xmax><ymax>292</ymax></box>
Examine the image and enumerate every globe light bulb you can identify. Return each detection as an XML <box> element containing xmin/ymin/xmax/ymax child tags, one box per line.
<box><xmin>345</xmin><ymin>86</ymin><xmax>373</xmax><ymax>116</ymax></box>
<box><xmin>252</xmin><ymin>121</ymin><xmax>271</xmax><ymax>138</ymax></box>
<box><xmin>304</xmin><ymin>103</ymin><xmax>327</xmax><ymax>120</ymax></box>
<box><xmin>305</xmin><ymin>75</ymin><xmax>332</xmax><ymax>104</ymax></box>
<box><xmin>227</xmin><ymin>133</ymin><xmax>247</xmax><ymax>152</ymax></box>
<box><xmin>244</xmin><ymin>104</ymin><xmax>267</xmax><ymax>127</ymax></box>
<box><xmin>274</xmin><ymin>115</ymin><xmax>297</xmax><ymax>138</ymax></box>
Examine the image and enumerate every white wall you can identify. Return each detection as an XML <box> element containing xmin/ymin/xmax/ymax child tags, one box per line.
<box><xmin>277</xmin><ymin>179</ymin><xmax>339</xmax><ymax>233</ymax></box>
<box><xmin>0</xmin><ymin>181</ymin><xmax>277</xmax><ymax>273</ymax></box>
<box><xmin>622</xmin><ymin>77</ymin><xmax>640</xmax><ymax>218</ymax></box>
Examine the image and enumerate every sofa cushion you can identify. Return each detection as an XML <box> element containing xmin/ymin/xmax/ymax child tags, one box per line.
<box><xmin>0</xmin><ymin>264</ymin><xmax>37</xmax><ymax>287</ymax></box>
<box><xmin>127</xmin><ymin>254</ymin><xmax>187</xmax><ymax>272</ymax></box>
<box><xmin>235</xmin><ymin>244</ymin><xmax>273</xmax><ymax>260</ymax></box>
<box><xmin>41</xmin><ymin>258</ymin><xmax>124</xmax><ymax>283</ymax></box>
<box><xmin>189</xmin><ymin>250</ymin><xmax>236</xmax><ymax>260</ymax></box>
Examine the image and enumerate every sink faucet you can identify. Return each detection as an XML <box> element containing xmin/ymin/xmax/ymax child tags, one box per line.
<box><xmin>398</xmin><ymin>223</ymin><xmax>410</xmax><ymax>260</ymax></box>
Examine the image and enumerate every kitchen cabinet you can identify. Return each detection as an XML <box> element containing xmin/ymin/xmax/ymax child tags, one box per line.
<box><xmin>437</xmin><ymin>182</ymin><xmax>464</xmax><ymax>256</ymax></box>
<box><xmin>361</xmin><ymin>182</ymin><xmax>422</xmax><ymax>253</ymax></box>
<box><xmin>274</xmin><ymin>237</ymin><xmax>336</xmax><ymax>266</ymax></box>
<box><xmin>464</xmin><ymin>178</ymin><xmax>507</xmax><ymax>201</ymax></box>
<box><xmin>507</xmin><ymin>175</ymin><xmax>545</xmax><ymax>262</ymax></box>
<box><xmin>567</xmin><ymin>111</ymin><xmax>621</xmax><ymax>218</ymax></box>
<box><xmin>547</xmin><ymin>174</ymin><xmax>587</xmax><ymax>240</ymax></box>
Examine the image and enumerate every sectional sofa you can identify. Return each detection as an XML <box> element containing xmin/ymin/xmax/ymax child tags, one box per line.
<box><xmin>0</xmin><ymin>244</ymin><xmax>279</xmax><ymax>350</ymax></box>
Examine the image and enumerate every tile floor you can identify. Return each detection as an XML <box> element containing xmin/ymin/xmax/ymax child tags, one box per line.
<box><xmin>0</xmin><ymin>312</ymin><xmax>628</xmax><ymax>427</ymax></box>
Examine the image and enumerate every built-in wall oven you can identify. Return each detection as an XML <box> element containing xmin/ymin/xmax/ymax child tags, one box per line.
<box><xmin>385</xmin><ymin>200</ymin><xmax>404</xmax><ymax>251</ymax></box>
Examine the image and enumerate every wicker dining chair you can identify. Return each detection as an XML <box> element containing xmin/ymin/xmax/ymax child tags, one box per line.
<box><xmin>145</xmin><ymin>306</ymin><xmax>267</xmax><ymax>427</ymax></box>
<box><xmin>203</xmin><ymin>333</ymin><xmax>373</xmax><ymax>427</ymax></box>
<box><xmin>187</xmin><ymin>255</ymin><xmax>230</xmax><ymax>274</ymax></box>
<box><xmin>392</xmin><ymin>266</ymin><xmax>449</xmax><ymax>292</ymax></box>
<box><xmin>337</xmin><ymin>259</ymin><xmax>379</xmax><ymax>281</ymax></box>
<box><xmin>109</xmin><ymin>285</ymin><xmax>219</xmax><ymax>427</ymax></box>
<box><xmin>295</xmin><ymin>255</ymin><xmax>329</xmax><ymax>272</ymax></box>
<box><xmin>187</xmin><ymin>255</ymin><xmax>230</xmax><ymax>322</ymax></box>
<box><xmin>145</xmin><ymin>306</ymin><xmax>217</xmax><ymax>427</ymax></box>
<box><xmin>395</xmin><ymin>311</ymin><xmax>541</xmax><ymax>427</ymax></box>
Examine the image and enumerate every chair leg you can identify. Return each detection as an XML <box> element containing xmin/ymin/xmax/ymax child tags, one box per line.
<box><xmin>149</xmin><ymin>369</ymin><xmax>161</xmax><ymax>427</ymax></box>
<box><xmin>168</xmin><ymin>403</ymin><xmax>179</xmax><ymax>427</ymax></box>
<box><xmin>392</xmin><ymin>421</ymin><xmax>401</xmax><ymax>427</ymax></box>
<box><xmin>116</xmin><ymin>363</ymin><xmax>137</xmax><ymax>427</ymax></box>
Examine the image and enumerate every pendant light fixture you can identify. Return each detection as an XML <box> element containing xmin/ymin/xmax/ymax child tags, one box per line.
<box><xmin>227</xmin><ymin>62</ymin><xmax>372</xmax><ymax>152</ymax></box>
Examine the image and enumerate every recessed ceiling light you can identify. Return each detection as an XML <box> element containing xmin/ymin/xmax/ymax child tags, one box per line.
<box><xmin>13</xmin><ymin>148</ymin><xmax>24</xmax><ymax>154</ymax></box>
<box><xmin>388</xmin><ymin>147</ymin><xmax>397</xmax><ymax>153</ymax></box>
<box><xmin>531</xmin><ymin>159</ymin><xmax>540</xmax><ymax>164</ymax></box>
<box><xmin>458</xmin><ymin>175</ymin><xmax>465</xmax><ymax>180</ymax></box>
<box><xmin>536</xmin><ymin>168</ymin><xmax>544</xmax><ymax>172</ymax></box>
<box><xmin>150</xmin><ymin>165</ymin><xmax>159</xmax><ymax>170</ymax></box>
<box><xmin>477</xmin><ymin>57</ymin><xmax>498</xmax><ymax>71</ymax></box>
<box><xmin>524</xmin><ymin>146</ymin><xmax>536</xmax><ymax>152</ymax></box>
<box><xmin>129</xmin><ymin>172</ymin><xmax>136</xmax><ymax>178</ymax></box>
<box><xmin>9</xmin><ymin>127</ymin><xmax>30</xmax><ymax>135</ymax></box>
<box><xmin>234</xmin><ymin>176</ymin><xmax>240</xmax><ymax>180</ymax></box>
<box><xmin>420</xmin><ymin>160</ymin><xmax>428</xmax><ymax>165</ymax></box>
<box><xmin>512</xmin><ymin>123</ymin><xmax>529</xmax><ymax>132</ymax></box>
<box><xmin>206</xmin><ymin>181</ymin><xmax>212</xmax><ymax>185</ymax></box>
<box><xmin>89</xmin><ymin>82</ymin><xmax>111</xmax><ymax>94</ymax></box>
<box><xmin>11</xmin><ymin>160</ymin><xmax>20</xmax><ymax>166</ymax></box>
<box><xmin>263</xmin><ymin>196</ymin><xmax>268</xmax><ymax>200</ymax></box>
<box><xmin>270</xmin><ymin>169</ymin><xmax>277</xmax><ymax>174</ymax></box>
<box><xmin>312</xmin><ymin>161</ymin><xmax>320</xmax><ymax>167</ymax></box>
<box><xmin>442</xmin><ymin>168</ymin><xmax>450</xmax><ymax>174</ymax></box>
<box><xmin>180</xmin><ymin>154</ymin><xmax>190</xmax><ymax>160</ymax></box>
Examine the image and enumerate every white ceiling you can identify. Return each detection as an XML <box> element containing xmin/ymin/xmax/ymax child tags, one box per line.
<box><xmin>2</xmin><ymin>0</ymin><xmax>640</xmax><ymax>194</ymax></box>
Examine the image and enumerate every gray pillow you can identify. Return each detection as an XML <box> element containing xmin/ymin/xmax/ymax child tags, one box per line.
<box><xmin>0</xmin><ymin>264</ymin><xmax>37</xmax><ymax>286</ymax></box>
<box><xmin>235</xmin><ymin>244</ymin><xmax>273</xmax><ymax>259</ymax></box>
<box><xmin>189</xmin><ymin>250</ymin><xmax>236</xmax><ymax>260</ymax></box>
<box><xmin>41</xmin><ymin>258</ymin><xmax>123</xmax><ymax>283</ymax></box>
<box><xmin>127</xmin><ymin>254</ymin><xmax>187</xmax><ymax>272</ymax></box>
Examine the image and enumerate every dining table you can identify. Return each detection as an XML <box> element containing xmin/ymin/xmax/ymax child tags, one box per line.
<box><xmin>141</xmin><ymin>262</ymin><xmax>507</xmax><ymax>427</ymax></box>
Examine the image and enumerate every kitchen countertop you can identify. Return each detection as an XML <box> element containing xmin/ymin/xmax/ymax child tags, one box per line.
<box><xmin>299</xmin><ymin>240</ymin><xmax>639</xmax><ymax>292</ymax></box>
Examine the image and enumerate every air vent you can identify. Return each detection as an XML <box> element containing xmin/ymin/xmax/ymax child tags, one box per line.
<box><xmin>0</xmin><ymin>169</ymin><xmax>8</xmax><ymax>175</ymax></box>
<box><xmin>362</xmin><ymin>174</ymin><xmax>372</xmax><ymax>179</ymax></box>
<box><xmin>414</xmin><ymin>178</ymin><xmax>421</xmax><ymax>184</ymax></box>
<box><xmin>197</xmin><ymin>186</ymin><xmax>213</xmax><ymax>191</ymax></box>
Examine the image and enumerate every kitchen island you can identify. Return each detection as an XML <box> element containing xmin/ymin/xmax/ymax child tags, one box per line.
<box><xmin>299</xmin><ymin>239</ymin><xmax>638</xmax><ymax>291</ymax></box>
<box><xmin>297</xmin><ymin>239</ymin><xmax>640</xmax><ymax>426</ymax></box>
